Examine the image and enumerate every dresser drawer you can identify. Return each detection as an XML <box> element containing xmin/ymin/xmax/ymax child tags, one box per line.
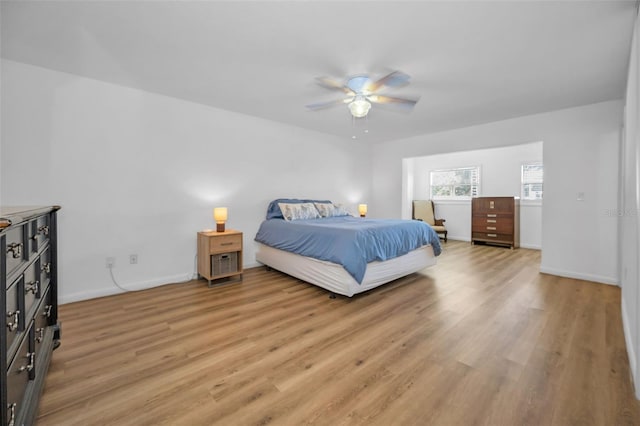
<box><xmin>7</xmin><ymin>327</ymin><xmax>33</xmax><ymax>426</ymax></box>
<box><xmin>6</xmin><ymin>277</ymin><xmax>23</xmax><ymax>361</ymax></box>
<box><xmin>34</xmin><ymin>287</ymin><xmax>52</xmax><ymax>357</ymax></box>
<box><xmin>24</xmin><ymin>261</ymin><xmax>42</xmax><ymax>320</ymax></box>
<box><xmin>29</xmin><ymin>215</ymin><xmax>50</xmax><ymax>256</ymax></box>
<box><xmin>472</xmin><ymin>197</ymin><xmax>515</xmax><ymax>214</ymax></box>
<box><xmin>209</xmin><ymin>234</ymin><xmax>242</xmax><ymax>253</ymax></box>
<box><xmin>5</xmin><ymin>225</ymin><xmax>27</xmax><ymax>281</ymax></box>
<box><xmin>473</xmin><ymin>212</ymin><xmax>513</xmax><ymax>219</ymax></box>
<box><xmin>39</xmin><ymin>246</ymin><xmax>52</xmax><ymax>292</ymax></box>
<box><xmin>472</xmin><ymin>217</ymin><xmax>514</xmax><ymax>233</ymax></box>
<box><xmin>472</xmin><ymin>232</ymin><xmax>514</xmax><ymax>242</ymax></box>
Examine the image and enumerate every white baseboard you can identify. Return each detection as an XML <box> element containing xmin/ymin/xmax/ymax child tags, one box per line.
<box><xmin>60</xmin><ymin>263</ymin><xmax>269</xmax><ymax>304</ymax></box>
<box><xmin>539</xmin><ymin>266</ymin><xmax>618</xmax><ymax>286</ymax></box>
<box><xmin>621</xmin><ymin>298</ymin><xmax>639</xmax><ymax>399</ymax></box>
<box><xmin>520</xmin><ymin>243</ymin><xmax>542</xmax><ymax>250</ymax></box>
<box><xmin>445</xmin><ymin>236</ymin><xmax>469</xmax><ymax>242</ymax></box>
<box><xmin>446</xmin><ymin>236</ymin><xmax>540</xmax><ymax>250</ymax></box>
<box><xmin>60</xmin><ymin>272</ymin><xmax>194</xmax><ymax>304</ymax></box>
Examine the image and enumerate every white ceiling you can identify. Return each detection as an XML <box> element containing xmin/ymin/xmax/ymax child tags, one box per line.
<box><xmin>1</xmin><ymin>1</ymin><xmax>637</xmax><ymax>143</ymax></box>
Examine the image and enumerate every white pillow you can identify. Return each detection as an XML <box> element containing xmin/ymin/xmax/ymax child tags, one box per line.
<box><xmin>314</xmin><ymin>202</ymin><xmax>352</xmax><ymax>218</ymax></box>
<box><xmin>313</xmin><ymin>202</ymin><xmax>336</xmax><ymax>218</ymax></box>
<box><xmin>278</xmin><ymin>202</ymin><xmax>320</xmax><ymax>221</ymax></box>
<box><xmin>332</xmin><ymin>203</ymin><xmax>352</xmax><ymax>217</ymax></box>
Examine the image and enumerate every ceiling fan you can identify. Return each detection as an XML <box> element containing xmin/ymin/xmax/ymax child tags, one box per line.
<box><xmin>306</xmin><ymin>70</ymin><xmax>419</xmax><ymax>118</ymax></box>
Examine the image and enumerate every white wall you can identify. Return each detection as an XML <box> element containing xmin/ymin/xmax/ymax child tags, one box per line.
<box><xmin>621</xmin><ymin>9</ymin><xmax>640</xmax><ymax>400</ymax></box>
<box><xmin>0</xmin><ymin>60</ymin><xmax>372</xmax><ymax>303</ymax></box>
<box><xmin>405</xmin><ymin>142</ymin><xmax>543</xmax><ymax>248</ymax></box>
<box><xmin>372</xmin><ymin>100</ymin><xmax>622</xmax><ymax>285</ymax></box>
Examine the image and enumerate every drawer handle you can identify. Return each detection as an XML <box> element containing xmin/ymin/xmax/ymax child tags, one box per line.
<box><xmin>6</xmin><ymin>310</ymin><xmax>20</xmax><ymax>331</ymax></box>
<box><xmin>220</xmin><ymin>242</ymin><xmax>234</xmax><ymax>246</ymax></box>
<box><xmin>487</xmin><ymin>214</ymin><xmax>497</xmax><ymax>218</ymax></box>
<box><xmin>487</xmin><ymin>233</ymin><xmax>498</xmax><ymax>238</ymax></box>
<box><xmin>18</xmin><ymin>352</ymin><xmax>35</xmax><ymax>373</ymax></box>
<box><xmin>26</xmin><ymin>280</ymin><xmax>40</xmax><ymax>294</ymax></box>
<box><xmin>36</xmin><ymin>327</ymin><xmax>45</xmax><ymax>343</ymax></box>
<box><xmin>43</xmin><ymin>305</ymin><xmax>52</xmax><ymax>318</ymax></box>
<box><xmin>7</xmin><ymin>242</ymin><xmax>23</xmax><ymax>259</ymax></box>
<box><xmin>486</xmin><ymin>227</ymin><xmax>496</xmax><ymax>231</ymax></box>
<box><xmin>8</xmin><ymin>403</ymin><xmax>16</xmax><ymax>426</ymax></box>
<box><xmin>42</xmin><ymin>262</ymin><xmax>51</xmax><ymax>274</ymax></box>
<box><xmin>487</xmin><ymin>219</ymin><xmax>496</xmax><ymax>223</ymax></box>
<box><xmin>30</xmin><ymin>225</ymin><xmax>49</xmax><ymax>240</ymax></box>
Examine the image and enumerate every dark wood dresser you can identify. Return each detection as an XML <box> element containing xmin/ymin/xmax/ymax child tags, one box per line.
<box><xmin>1</xmin><ymin>206</ymin><xmax>61</xmax><ymax>426</ymax></box>
<box><xmin>471</xmin><ymin>197</ymin><xmax>519</xmax><ymax>249</ymax></box>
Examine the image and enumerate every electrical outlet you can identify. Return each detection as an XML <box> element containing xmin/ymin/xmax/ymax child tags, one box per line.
<box><xmin>129</xmin><ymin>254</ymin><xmax>138</xmax><ymax>265</ymax></box>
<box><xmin>106</xmin><ymin>257</ymin><xmax>115</xmax><ymax>268</ymax></box>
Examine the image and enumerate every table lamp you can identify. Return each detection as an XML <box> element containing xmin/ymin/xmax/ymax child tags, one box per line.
<box><xmin>213</xmin><ymin>207</ymin><xmax>228</xmax><ymax>232</ymax></box>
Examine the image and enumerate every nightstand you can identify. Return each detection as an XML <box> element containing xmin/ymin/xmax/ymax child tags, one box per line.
<box><xmin>197</xmin><ymin>230</ymin><xmax>243</xmax><ymax>287</ymax></box>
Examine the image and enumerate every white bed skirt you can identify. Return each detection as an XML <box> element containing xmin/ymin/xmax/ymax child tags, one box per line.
<box><xmin>255</xmin><ymin>243</ymin><xmax>437</xmax><ymax>297</ymax></box>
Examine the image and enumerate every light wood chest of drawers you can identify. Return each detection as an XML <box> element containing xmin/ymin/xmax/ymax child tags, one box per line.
<box><xmin>1</xmin><ymin>206</ymin><xmax>61</xmax><ymax>426</ymax></box>
<box><xmin>471</xmin><ymin>197</ymin><xmax>520</xmax><ymax>249</ymax></box>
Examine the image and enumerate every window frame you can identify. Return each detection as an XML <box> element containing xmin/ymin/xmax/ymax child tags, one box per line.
<box><xmin>429</xmin><ymin>166</ymin><xmax>481</xmax><ymax>201</ymax></box>
<box><xmin>521</xmin><ymin>162</ymin><xmax>543</xmax><ymax>201</ymax></box>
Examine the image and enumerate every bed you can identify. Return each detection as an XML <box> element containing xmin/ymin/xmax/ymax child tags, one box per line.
<box><xmin>254</xmin><ymin>199</ymin><xmax>442</xmax><ymax>297</ymax></box>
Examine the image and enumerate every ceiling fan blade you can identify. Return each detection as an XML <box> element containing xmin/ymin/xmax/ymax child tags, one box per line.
<box><xmin>366</xmin><ymin>71</ymin><xmax>411</xmax><ymax>92</ymax></box>
<box><xmin>315</xmin><ymin>77</ymin><xmax>355</xmax><ymax>95</ymax></box>
<box><xmin>306</xmin><ymin>98</ymin><xmax>351</xmax><ymax>111</ymax></box>
<box><xmin>368</xmin><ymin>94</ymin><xmax>419</xmax><ymax>107</ymax></box>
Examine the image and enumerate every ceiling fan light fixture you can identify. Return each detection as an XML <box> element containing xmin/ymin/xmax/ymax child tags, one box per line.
<box><xmin>348</xmin><ymin>97</ymin><xmax>371</xmax><ymax>118</ymax></box>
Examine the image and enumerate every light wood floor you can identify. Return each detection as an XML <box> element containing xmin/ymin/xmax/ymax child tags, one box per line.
<box><xmin>37</xmin><ymin>241</ymin><xmax>640</xmax><ymax>425</ymax></box>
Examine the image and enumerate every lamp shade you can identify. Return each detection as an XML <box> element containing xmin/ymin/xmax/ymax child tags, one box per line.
<box><xmin>213</xmin><ymin>207</ymin><xmax>228</xmax><ymax>222</ymax></box>
<box><xmin>213</xmin><ymin>207</ymin><xmax>228</xmax><ymax>232</ymax></box>
<box><xmin>358</xmin><ymin>204</ymin><xmax>368</xmax><ymax>217</ymax></box>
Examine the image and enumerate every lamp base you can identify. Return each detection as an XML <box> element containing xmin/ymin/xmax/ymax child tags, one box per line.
<box><xmin>216</xmin><ymin>223</ymin><xmax>226</xmax><ymax>232</ymax></box>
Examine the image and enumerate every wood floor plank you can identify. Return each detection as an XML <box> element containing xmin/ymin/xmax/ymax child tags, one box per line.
<box><xmin>36</xmin><ymin>241</ymin><xmax>640</xmax><ymax>425</ymax></box>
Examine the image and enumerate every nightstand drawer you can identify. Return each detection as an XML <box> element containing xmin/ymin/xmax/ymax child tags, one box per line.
<box><xmin>209</xmin><ymin>234</ymin><xmax>242</xmax><ymax>253</ymax></box>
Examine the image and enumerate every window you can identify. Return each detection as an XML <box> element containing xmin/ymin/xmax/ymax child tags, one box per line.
<box><xmin>521</xmin><ymin>163</ymin><xmax>543</xmax><ymax>200</ymax></box>
<box><xmin>430</xmin><ymin>166</ymin><xmax>480</xmax><ymax>199</ymax></box>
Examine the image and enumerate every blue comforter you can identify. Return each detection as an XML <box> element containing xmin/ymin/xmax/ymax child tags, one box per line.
<box><xmin>254</xmin><ymin>216</ymin><xmax>442</xmax><ymax>284</ymax></box>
